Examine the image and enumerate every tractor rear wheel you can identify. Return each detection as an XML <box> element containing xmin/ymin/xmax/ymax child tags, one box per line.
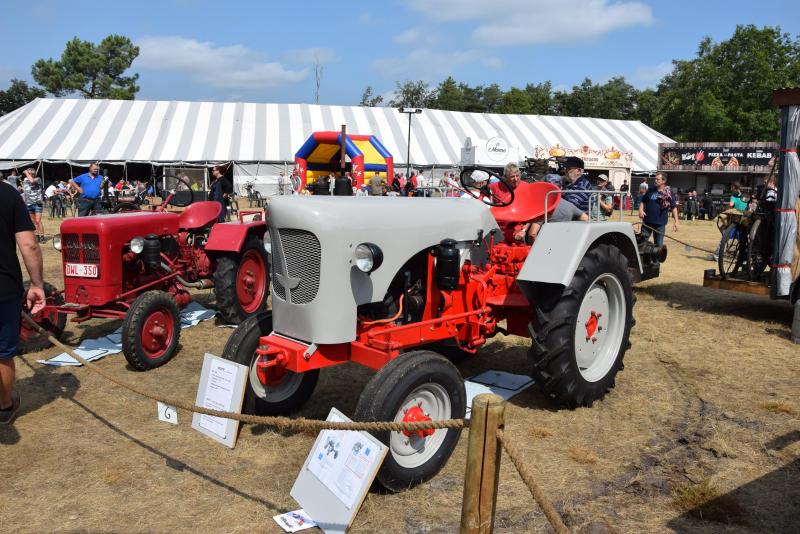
<box><xmin>221</xmin><ymin>311</ymin><xmax>319</xmax><ymax>415</ymax></box>
<box><xmin>18</xmin><ymin>282</ymin><xmax>67</xmax><ymax>354</ymax></box>
<box><xmin>214</xmin><ymin>235</ymin><xmax>270</xmax><ymax>325</ymax></box>
<box><xmin>353</xmin><ymin>350</ymin><xmax>466</xmax><ymax>492</ymax></box>
<box><xmin>122</xmin><ymin>291</ymin><xmax>181</xmax><ymax>371</ymax></box>
<box><xmin>528</xmin><ymin>244</ymin><xmax>633</xmax><ymax>408</ymax></box>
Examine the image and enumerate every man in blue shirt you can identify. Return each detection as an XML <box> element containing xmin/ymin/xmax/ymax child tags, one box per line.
<box><xmin>561</xmin><ymin>157</ymin><xmax>592</xmax><ymax>213</ymax></box>
<box><xmin>69</xmin><ymin>163</ymin><xmax>104</xmax><ymax>216</ymax></box>
<box><xmin>638</xmin><ymin>171</ymin><xmax>679</xmax><ymax>247</ymax></box>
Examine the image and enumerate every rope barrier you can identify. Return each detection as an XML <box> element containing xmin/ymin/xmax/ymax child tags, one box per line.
<box><xmin>634</xmin><ymin>221</ymin><xmax>718</xmax><ymax>255</ymax></box>
<box><xmin>20</xmin><ymin>312</ymin><xmax>468</xmax><ymax>433</ymax></box>
<box><xmin>496</xmin><ymin>429</ymin><xmax>570</xmax><ymax>534</ymax></box>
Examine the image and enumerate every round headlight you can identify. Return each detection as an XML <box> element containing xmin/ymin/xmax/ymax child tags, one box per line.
<box><xmin>355</xmin><ymin>243</ymin><xmax>383</xmax><ymax>273</ymax></box>
<box><xmin>130</xmin><ymin>236</ymin><xmax>145</xmax><ymax>254</ymax></box>
<box><xmin>52</xmin><ymin>234</ymin><xmax>62</xmax><ymax>251</ymax></box>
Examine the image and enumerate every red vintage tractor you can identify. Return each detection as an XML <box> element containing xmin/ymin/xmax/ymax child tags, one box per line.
<box><xmin>21</xmin><ymin>190</ymin><xmax>269</xmax><ymax>371</ymax></box>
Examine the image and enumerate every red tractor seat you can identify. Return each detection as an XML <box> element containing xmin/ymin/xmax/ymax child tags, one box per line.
<box><xmin>178</xmin><ymin>201</ymin><xmax>222</xmax><ymax>230</ymax></box>
<box><xmin>490</xmin><ymin>181</ymin><xmax>560</xmax><ymax>226</ymax></box>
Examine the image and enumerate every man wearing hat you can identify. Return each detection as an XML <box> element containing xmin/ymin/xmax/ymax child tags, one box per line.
<box><xmin>561</xmin><ymin>156</ymin><xmax>592</xmax><ymax>213</ymax></box>
<box><xmin>590</xmin><ymin>173</ymin><xmax>614</xmax><ymax>221</ymax></box>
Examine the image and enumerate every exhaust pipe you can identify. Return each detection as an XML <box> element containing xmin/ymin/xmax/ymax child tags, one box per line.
<box><xmin>160</xmin><ymin>262</ymin><xmax>214</xmax><ymax>289</ymax></box>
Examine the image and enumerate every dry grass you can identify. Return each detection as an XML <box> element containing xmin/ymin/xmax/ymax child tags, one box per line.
<box><xmin>760</xmin><ymin>401</ymin><xmax>796</xmax><ymax>415</ymax></box>
<box><xmin>2</xmin><ymin>214</ymin><xmax>799</xmax><ymax>533</ymax></box>
<box><xmin>672</xmin><ymin>479</ymin><xmax>721</xmax><ymax>511</ymax></box>
<box><xmin>568</xmin><ymin>446</ymin><xmax>599</xmax><ymax>465</ymax></box>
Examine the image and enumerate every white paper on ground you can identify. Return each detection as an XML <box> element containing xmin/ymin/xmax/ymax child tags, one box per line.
<box><xmin>464</xmin><ymin>370</ymin><xmax>534</xmax><ymax>415</ymax></box>
<box><xmin>272</xmin><ymin>509</ymin><xmax>317</xmax><ymax>533</ymax></box>
<box><xmin>157</xmin><ymin>402</ymin><xmax>178</xmax><ymax>425</ymax></box>
<box><xmin>38</xmin><ymin>301</ymin><xmax>217</xmax><ymax>367</ymax></box>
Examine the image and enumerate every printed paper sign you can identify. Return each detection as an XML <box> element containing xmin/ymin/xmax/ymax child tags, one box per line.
<box><xmin>191</xmin><ymin>354</ymin><xmax>248</xmax><ymax>448</ymax></box>
<box><xmin>272</xmin><ymin>509</ymin><xmax>317</xmax><ymax>533</ymax></box>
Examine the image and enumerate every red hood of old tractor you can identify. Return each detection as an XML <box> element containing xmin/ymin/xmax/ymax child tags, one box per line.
<box><xmin>60</xmin><ymin>211</ymin><xmax>180</xmax><ymax>242</ymax></box>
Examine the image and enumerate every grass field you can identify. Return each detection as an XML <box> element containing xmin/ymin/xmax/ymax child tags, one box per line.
<box><xmin>1</xmin><ymin>213</ymin><xmax>798</xmax><ymax>533</ymax></box>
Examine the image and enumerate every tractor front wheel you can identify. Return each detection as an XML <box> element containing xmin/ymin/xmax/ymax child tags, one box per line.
<box><xmin>18</xmin><ymin>282</ymin><xmax>67</xmax><ymax>354</ymax></box>
<box><xmin>221</xmin><ymin>311</ymin><xmax>318</xmax><ymax>415</ymax></box>
<box><xmin>353</xmin><ymin>350</ymin><xmax>466</xmax><ymax>492</ymax></box>
<box><xmin>529</xmin><ymin>244</ymin><xmax>634</xmax><ymax>408</ymax></box>
<box><xmin>122</xmin><ymin>291</ymin><xmax>181</xmax><ymax>371</ymax></box>
<box><xmin>214</xmin><ymin>235</ymin><xmax>270</xmax><ymax>325</ymax></box>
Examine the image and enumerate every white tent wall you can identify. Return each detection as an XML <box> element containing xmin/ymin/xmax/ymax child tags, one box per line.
<box><xmin>233</xmin><ymin>163</ymin><xmax>288</xmax><ymax>196</ymax></box>
<box><xmin>0</xmin><ymin>99</ymin><xmax>673</xmax><ymax>175</ymax></box>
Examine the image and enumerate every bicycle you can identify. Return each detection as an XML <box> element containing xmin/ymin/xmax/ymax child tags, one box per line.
<box><xmin>716</xmin><ymin>208</ymin><xmax>771</xmax><ymax>281</ymax></box>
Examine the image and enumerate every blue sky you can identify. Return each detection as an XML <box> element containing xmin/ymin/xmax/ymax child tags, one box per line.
<box><xmin>1</xmin><ymin>0</ymin><xmax>798</xmax><ymax>105</ymax></box>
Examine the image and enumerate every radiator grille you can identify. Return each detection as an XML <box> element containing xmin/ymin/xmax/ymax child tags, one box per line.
<box><xmin>62</xmin><ymin>233</ymin><xmax>100</xmax><ymax>264</ymax></box>
<box><xmin>272</xmin><ymin>228</ymin><xmax>321</xmax><ymax>304</ymax></box>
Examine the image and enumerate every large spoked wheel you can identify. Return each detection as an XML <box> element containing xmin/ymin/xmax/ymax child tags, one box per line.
<box><xmin>747</xmin><ymin>218</ymin><xmax>768</xmax><ymax>281</ymax></box>
<box><xmin>18</xmin><ymin>282</ymin><xmax>67</xmax><ymax>354</ymax></box>
<box><xmin>122</xmin><ymin>291</ymin><xmax>181</xmax><ymax>371</ymax></box>
<box><xmin>353</xmin><ymin>351</ymin><xmax>466</xmax><ymax>492</ymax></box>
<box><xmin>718</xmin><ymin>224</ymin><xmax>746</xmax><ymax>279</ymax></box>
<box><xmin>221</xmin><ymin>311</ymin><xmax>319</xmax><ymax>415</ymax></box>
<box><xmin>529</xmin><ymin>244</ymin><xmax>634</xmax><ymax>408</ymax></box>
<box><xmin>214</xmin><ymin>235</ymin><xmax>270</xmax><ymax>324</ymax></box>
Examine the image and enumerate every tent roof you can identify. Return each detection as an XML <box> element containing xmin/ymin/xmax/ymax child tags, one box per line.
<box><xmin>0</xmin><ymin>98</ymin><xmax>673</xmax><ymax>171</ymax></box>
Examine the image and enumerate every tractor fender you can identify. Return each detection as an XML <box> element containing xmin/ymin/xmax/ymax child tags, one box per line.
<box><xmin>517</xmin><ymin>221</ymin><xmax>642</xmax><ymax>297</ymax></box>
<box><xmin>204</xmin><ymin>220</ymin><xmax>267</xmax><ymax>253</ymax></box>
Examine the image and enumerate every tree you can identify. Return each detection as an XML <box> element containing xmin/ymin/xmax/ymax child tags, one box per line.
<box><xmin>654</xmin><ymin>25</ymin><xmax>800</xmax><ymax>141</ymax></box>
<box><xmin>32</xmin><ymin>35</ymin><xmax>140</xmax><ymax>99</ymax></box>
<box><xmin>430</xmin><ymin>76</ymin><xmax>464</xmax><ymax>111</ymax></box>
<box><xmin>314</xmin><ymin>56</ymin><xmax>323</xmax><ymax>105</ymax></box>
<box><xmin>388</xmin><ymin>80</ymin><xmax>435</xmax><ymax>108</ymax></box>
<box><xmin>554</xmin><ymin>77</ymin><xmax>638</xmax><ymax>119</ymax></box>
<box><xmin>358</xmin><ymin>86</ymin><xmax>384</xmax><ymax>107</ymax></box>
<box><xmin>0</xmin><ymin>79</ymin><xmax>46</xmax><ymax>116</ymax></box>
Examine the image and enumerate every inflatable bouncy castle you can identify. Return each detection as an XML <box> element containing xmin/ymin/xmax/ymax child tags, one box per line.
<box><xmin>294</xmin><ymin>132</ymin><xmax>394</xmax><ymax>191</ymax></box>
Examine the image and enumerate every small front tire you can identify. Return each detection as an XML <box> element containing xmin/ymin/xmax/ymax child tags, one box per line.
<box><xmin>122</xmin><ymin>291</ymin><xmax>181</xmax><ymax>371</ymax></box>
<box><xmin>353</xmin><ymin>350</ymin><xmax>466</xmax><ymax>492</ymax></box>
<box><xmin>221</xmin><ymin>311</ymin><xmax>318</xmax><ymax>415</ymax></box>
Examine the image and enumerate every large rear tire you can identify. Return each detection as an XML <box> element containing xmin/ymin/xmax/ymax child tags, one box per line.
<box><xmin>213</xmin><ymin>235</ymin><xmax>270</xmax><ymax>325</ymax></box>
<box><xmin>122</xmin><ymin>291</ymin><xmax>181</xmax><ymax>371</ymax></box>
<box><xmin>221</xmin><ymin>311</ymin><xmax>318</xmax><ymax>415</ymax></box>
<box><xmin>353</xmin><ymin>350</ymin><xmax>466</xmax><ymax>492</ymax></box>
<box><xmin>529</xmin><ymin>244</ymin><xmax>634</xmax><ymax>408</ymax></box>
<box><xmin>18</xmin><ymin>282</ymin><xmax>67</xmax><ymax>354</ymax></box>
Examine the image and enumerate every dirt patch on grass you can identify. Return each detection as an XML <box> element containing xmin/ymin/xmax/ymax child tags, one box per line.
<box><xmin>1</xmin><ymin>215</ymin><xmax>798</xmax><ymax>533</ymax></box>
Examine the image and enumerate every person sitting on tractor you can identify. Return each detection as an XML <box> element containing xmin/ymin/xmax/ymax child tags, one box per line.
<box><xmin>488</xmin><ymin>162</ymin><xmax>522</xmax><ymax>205</ymax></box>
<box><xmin>560</xmin><ymin>157</ymin><xmax>593</xmax><ymax>213</ymax></box>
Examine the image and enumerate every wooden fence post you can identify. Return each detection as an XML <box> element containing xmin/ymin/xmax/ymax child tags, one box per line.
<box><xmin>460</xmin><ymin>393</ymin><xmax>506</xmax><ymax>534</ymax></box>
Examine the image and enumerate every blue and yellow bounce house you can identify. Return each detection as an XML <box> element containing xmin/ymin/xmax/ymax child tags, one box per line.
<box><xmin>294</xmin><ymin>131</ymin><xmax>394</xmax><ymax>191</ymax></box>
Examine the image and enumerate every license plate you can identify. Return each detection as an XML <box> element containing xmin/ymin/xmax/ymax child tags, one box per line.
<box><xmin>65</xmin><ymin>263</ymin><xmax>98</xmax><ymax>278</ymax></box>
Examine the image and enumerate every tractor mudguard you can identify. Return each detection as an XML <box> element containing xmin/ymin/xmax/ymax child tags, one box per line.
<box><xmin>517</xmin><ymin>221</ymin><xmax>642</xmax><ymax>296</ymax></box>
<box><xmin>204</xmin><ymin>220</ymin><xmax>267</xmax><ymax>252</ymax></box>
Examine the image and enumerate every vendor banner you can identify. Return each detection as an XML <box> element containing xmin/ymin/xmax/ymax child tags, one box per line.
<box><xmin>659</xmin><ymin>142</ymin><xmax>777</xmax><ymax>172</ymax></box>
<box><xmin>532</xmin><ymin>144</ymin><xmax>633</xmax><ymax>169</ymax></box>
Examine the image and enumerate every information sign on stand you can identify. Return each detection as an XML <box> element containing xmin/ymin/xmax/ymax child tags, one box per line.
<box><xmin>291</xmin><ymin>408</ymin><xmax>387</xmax><ymax>534</ymax></box>
<box><xmin>191</xmin><ymin>353</ymin><xmax>248</xmax><ymax>448</ymax></box>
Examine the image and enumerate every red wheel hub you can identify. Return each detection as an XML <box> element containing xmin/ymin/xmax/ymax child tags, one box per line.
<box><xmin>255</xmin><ymin>353</ymin><xmax>288</xmax><ymax>386</ymax></box>
<box><xmin>140</xmin><ymin>310</ymin><xmax>174</xmax><ymax>359</ymax></box>
<box><xmin>402</xmin><ymin>405</ymin><xmax>434</xmax><ymax>438</ymax></box>
<box><xmin>584</xmin><ymin>310</ymin><xmax>601</xmax><ymax>341</ymax></box>
<box><xmin>236</xmin><ymin>250</ymin><xmax>267</xmax><ymax>313</ymax></box>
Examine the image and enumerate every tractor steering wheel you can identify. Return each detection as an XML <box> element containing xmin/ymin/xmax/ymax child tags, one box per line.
<box><xmin>459</xmin><ymin>167</ymin><xmax>515</xmax><ymax>207</ymax></box>
<box><xmin>157</xmin><ymin>174</ymin><xmax>195</xmax><ymax>209</ymax></box>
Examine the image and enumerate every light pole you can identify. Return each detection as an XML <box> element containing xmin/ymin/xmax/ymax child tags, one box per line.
<box><xmin>399</xmin><ymin>107</ymin><xmax>423</xmax><ymax>179</ymax></box>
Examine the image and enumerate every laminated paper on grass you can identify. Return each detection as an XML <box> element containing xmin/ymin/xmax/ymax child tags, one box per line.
<box><xmin>38</xmin><ymin>302</ymin><xmax>217</xmax><ymax>367</ymax></box>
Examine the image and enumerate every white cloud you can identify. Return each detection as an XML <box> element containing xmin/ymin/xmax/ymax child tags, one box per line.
<box><xmin>482</xmin><ymin>57</ymin><xmax>504</xmax><ymax>69</ymax></box>
<box><xmin>135</xmin><ymin>36</ymin><xmax>307</xmax><ymax>90</ymax></box>
<box><xmin>407</xmin><ymin>0</ymin><xmax>653</xmax><ymax>45</ymax></box>
<box><xmin>631</xmin><ymin>61</ymin><xmax>673</xmax><ymax>88</ymax></box>
<box><xmin>285</xmin><ymin>47</ymin><xmax>338</xmax><ymax>64</ymax></box>
<box><xmin>394</xmin><ymin>27</ymin><xmax>422</xmax><ymax>45</ymax></box>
